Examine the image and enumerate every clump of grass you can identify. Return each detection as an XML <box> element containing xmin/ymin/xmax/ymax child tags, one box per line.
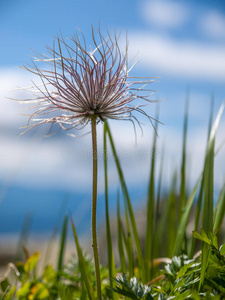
<box><xmin>105</xmin><ymin>98</ymin><xmax>224</xmax><ymax>273</ymax></box>
<box><xmin>2</xmin><ymin>26</ymin><xmax>225</xmax><ymax>300</ymax></box>
<box><xmin>2</xmin><ymin>97</ymin><xmax>224</xmax><ymax>299</ymax></box>
<box><xmin>14</xmin><ymin>26</ymin><xmax>156</xmax><ymax>299</ymax></box>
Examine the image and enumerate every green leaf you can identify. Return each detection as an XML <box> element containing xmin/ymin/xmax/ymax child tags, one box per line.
<box><xmin>105</xmin><ymin>121</ymin><xmax>145</xmax><ymax>282</ymax></box>
<box><xmin>124</xmin><ymin>194</ymin><xmax>134</xmax><ymax>278</ymax></box>
<box><xmin>43</xmin><ymin>265</ymin><xmax>57</xmax><ymax>284</ymax></box>
<box><xmin>71</xmin><ymin>218</ymin><xmax>94</xmax><ymax>300</ymax></box>
<box><xmin>219</xmin><ymin>244</ymin><xmax>225</xmax><ymax>256</ymax></box>
<box><xmin>117</xmin><ymin>195</ymin><xmax>127</xmax><ymax>274</ymax></box>
<box><xmin>176</xmin><ymin>262</ymin><xmax>195</xmax><ymax>279</ymax></box>
<box><xmin>179</xmin><ymin>91</ymin><xmax>189</xmax><ymax>222</ymax></box>
<box><xmin>211</xmin><ymin>232</ymin><xmax>218</xmax><ymax>249</ymax></box>
<box><xmin>190</xmin><ymin>97</ymin><xmax>214</xmax><ymax>258</ymax></box>
<box><xmin>200</xmin><ymin>228</ymin><xmax>211</xmax><ymax>243</ymax></box>
<box><xmin>2</xmin><ymin>286</ymin><xmax>16</xmax><ymax>300</ymax></box>
<box><xmin>145</xmin><ymin>109</ymin><xmax>158</xmax><ymax>280</ymax></box>
<box><xmin>24</xmin><ymin>252</ymin><xmax>40</xmax><ymax>273</ymax></box>
<box><xmin>103</xmin><ymin>123</ymin><xmax>118</xmax><ymax>300</ymax></box>
<box><xmin>0</xmin><ymin>279</ymin><xmax>10</xmax><ymax>293</ymax></box>
<box><xmin>16</xmin><ymin>282</ymin><xmax>31</xmax><ymax>297</ymax></box>
<box><xmin>15</xmin><ymin>262</ymin><xmax>25</xmax><ymax>281</ymax></box>
<box><xmin>57</xmin><ymin>216</ymin><xmax>68</xmax><ymax>273</ymax></box>
<box><xmin>202</xmin><ymin>100</ymin><xmax>225</xmax><ymax>235</ymax></box>
<box><xmin>192</xmin><ymin>230</ymin><xmax>210</xmax><ymax>244</ymax></box>
<box><xmin>200</xmin><ymin>100</ymin><xmax>225</xmax><ymax>288</ymax></box>
<box><xmin>213</xmin><ymin>183</ymin><xmax>225</xmax><ymax>234</ymax></box>
<box><xmin>189</xmin><ymin>183</ymin><xmax>203</xmax><ymax>258</ymax></box>
<box><xmin>174</xmin><ymin>176</ymin><xmax>202</xmax><ymax>256</ymax></box>
<box><xmin>30</xmin><ymin>282</ymin><xmax>50</xmax><ymax>299</ymax></box>
<box><xmin>167</xmin><ymin>172</ymin><xmax>177</xmax><ymax>257</ymax></box>
<box><xmin>152</xmin><ymin>144</ymin><xmax>165</xmax><ymax>260</ymax></box>
<box><xmin>113</xmin><ymin>274</ymin><xmax>153</xmax><ymax>299</ymax></box>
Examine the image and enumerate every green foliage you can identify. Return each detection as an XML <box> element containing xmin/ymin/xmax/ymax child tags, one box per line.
<box><xmin>105</xmin><ymin>121</ymin><xmax>146</xmax><ymax>282</ymax></box>
<box><xmin>159</xmin><ymin>255</ymin><xmax>201</xmax><ymax>298</ymax></box>
<box><xmin>103</xmin><ymin>123</ymin><xmax>118</xmax><ymax>300</ymax></box>
<box><xmin>193</xmin><ymin>229</ymin><xmax>225</xmax><ymax>294</ymax></box>
<box><xmin>0</xmin><ymin>253</ymin><xmax>52</xmax><ymax>300</ymax></box>
<box><xmin>150</xmin><ymin>230</ymin><xmax>225</xmax><ymax>298</ymax></box>
<box><xmin>71</xmin><ymin>218</ymin><xmax>95</xmax><ymax>299</ymax></box>
<box><xmin>0</xmin><ymin>251</ymin><xmax>110</xmax><ymax>299</ymax></box>
<box><xmin>1</xmin><ymin>97</ymin><xmax>225</xmax><ymax>299</ymax></box>
<box><xmin>57</xmin><ymin>216</ymin><xmax>68</xmax><ymax>274</ymax></box>
<box><xmin>113</xmin><ymin>232</ymin><xmax>225</xmax><ymax>299</ymax></box>
<box><xmin>145</xmin><ymin>108</ymin><xmax>159</xmax><ymax>281</ymax></box>
<box><xmin>113</xmin><ymin>274</ymin><xmax>153</xmax><ymax>299</ymax></box>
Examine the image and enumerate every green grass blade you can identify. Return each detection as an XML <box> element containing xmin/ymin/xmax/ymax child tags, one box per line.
<box><xmin>145</xmin><ymin>109</ymin><xmax>159</xmax><ymax>281</ymax></box>
<box><xmin>152</xmin><ymin>145</ymin><xmax>165</xmax><ymax>261</ymax></box>
<box><xmin>200</xmin><ymin>100</ymin><xmax>225</xmax><ymax>288</ymax></box>
<box><xmin>117</xmin><ymin>195</ymin><xmax>127</xmax><ymax>274</ymax></box>
<box><xmin>202</xmin><ymin>141</ymin><xmax>214</xmax><ymax>235</ymax></box>
<box><xmin>43</xmin><ymin>195</ymin><xmax>69</xmax><ymax>269</ymax></box>
<box><xmin>123</xmin><ymin>193</ymin><xmax>134</xmax><ymax>278</ymax></box>
<box><xmin>105</xmin><ymin>121</ymin><xmax>146</xmax><ymax>282</ymax></box>
<box><xmin>71</xmin><ymin>218</ymin><xmax>94</xmax><ymax>300</ymax></box>
<box><xmin>189</xmin><ymin>182</ymin><xmax>203</xmax><ymax>258</ymax></box>
<box><xmin>179</xmin><ymin>92</ymin><xmax>189</xmax><ymax>222</ymax></box>
<box><xmin>202</xmin><ymin>100</ymin><xmax>225</xmax><ymax>234</ymax></box>
<box><xmin>121</xmin><ymin>219</ymin><xmax>133</xmax><ymax>275</ymax></box>
<box><xmin>189</xmin><ymin>96</ymin><xmax>214</xmax><ymax>258</ymax></box>
<box><xmin>57</xmin><ymin>216</ymin><xmax>68</xmax><ymax>273</ymax></box>
<box><xmin>207</xmin><ymin>93</ymin><xmax>215</xmax><ymax>140</ymax></box>
<box><xmin>16</xmin><ymin>212</ymin><xmax>33</xmax><ymax>261</ymax></box>
<box><xmin>103</xmin><ymin>122</ymin><xmax>118</xmax><ymax>299</ymax></box>
<box><xmin>156</xmin><ymin>186</ymin><xmax>172</xmax><ymax>257</ymax></box>
<box><xmin>174</xmin><ymin>176</ymin><xmax>202</xmax><ymax>256</ymax></box>
<box><xmin>213</xmin><ymin>183</ymin><xmax>225</xmax><ymax>234</ymax></box>
<box><xmin>167</xmin><ymin>172</ymin><xmax>177</xmax><ymax>257</ymax></box>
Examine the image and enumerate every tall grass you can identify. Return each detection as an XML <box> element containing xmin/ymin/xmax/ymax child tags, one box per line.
<box><xmin>1</xmin><ymin>97</ymin><xmax>225</xmax><ymax>299</ymax></box>
<box><xmin>102</xmin><ymin>97</ymin><xmax>225</xmax><ymax>284</ymax></box>
<box><xmin>70</xmin><ymin>97</ymin><xmax>225</xmax><ymax>297</ymax></box>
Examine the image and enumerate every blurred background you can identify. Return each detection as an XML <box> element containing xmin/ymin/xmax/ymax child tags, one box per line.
<box><xmin>0</xmin><ymin>0</ymin><xmax>225</xmax><ymax>244</ymax></box>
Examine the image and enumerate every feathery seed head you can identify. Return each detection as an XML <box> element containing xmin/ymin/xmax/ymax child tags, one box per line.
<box><xmin>20</xmin><ymin>27</ymin><xmax>156</xmax><ymax>135</ymax></box>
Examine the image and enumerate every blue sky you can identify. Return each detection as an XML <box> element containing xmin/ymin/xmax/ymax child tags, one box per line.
<box><xmin>0</xmin><ymin>0</ymin><xmax>225</xmax><ymax>233</ymax></box>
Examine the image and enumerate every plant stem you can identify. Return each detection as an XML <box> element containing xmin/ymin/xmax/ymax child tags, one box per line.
<box><xmin>91</xmin><ymin>117</ymin><xmax>102</xmax><ymax>299</ymax></box>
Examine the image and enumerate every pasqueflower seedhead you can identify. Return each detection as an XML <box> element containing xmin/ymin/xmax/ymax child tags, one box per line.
<box><xmin>20</xmin><ymin>28</ymin><xmax>156</xmax><ymax>135</ymax></box>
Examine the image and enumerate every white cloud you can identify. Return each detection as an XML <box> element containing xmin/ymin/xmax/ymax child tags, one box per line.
<box><xmin>141</xmin><ymin>0</ymin><xmax>189</xmax><ymax>28</ymax></box>
<box><xmin>0</xmin><ymin>68</ymin><xmax>224</xmax><ymax>199</ymax></box>
<box><xmin>200</xmin><ymin>11</ymin><xmax>225</xmax><ymax>39</ymax></box>
<box><xmin>0</xmin><ymin>68</ymin><xmax>43</xmax><ymax>128</ymax></box>
<box><xmin>128</xmin><ymin>32</ymin><xmax>225</xmax><ymax>81</ymax></box>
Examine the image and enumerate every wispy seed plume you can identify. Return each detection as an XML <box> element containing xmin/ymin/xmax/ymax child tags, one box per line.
<box><xmin>19</xmin><ymin>27</ymin><xmax>157</xmax><ymax>136</ymax></box>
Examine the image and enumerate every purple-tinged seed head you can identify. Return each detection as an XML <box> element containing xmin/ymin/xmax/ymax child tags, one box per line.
<box><xmin>19</xmin><ymin>27</ymin><xmax>157</xmax><ymax>136</ymax></box>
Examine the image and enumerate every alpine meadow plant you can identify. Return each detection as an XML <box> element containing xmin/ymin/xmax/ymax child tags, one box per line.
<box><xmin>18</xmin><ymin>27</ymin><xmax>156</xmax><ymax>299</ymax></box>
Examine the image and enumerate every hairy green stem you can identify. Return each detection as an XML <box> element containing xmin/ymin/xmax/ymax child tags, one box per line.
<box><xmin>91</xmin><ymin>117</ymin><xmax>102</xmax><ymax>299</ymax></box>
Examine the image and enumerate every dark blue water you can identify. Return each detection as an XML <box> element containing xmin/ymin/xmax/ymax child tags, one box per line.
<box><xmin>0</xmin><ymin>183</ymin><xmax>146</xmax><ymax>237</ymax></box>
